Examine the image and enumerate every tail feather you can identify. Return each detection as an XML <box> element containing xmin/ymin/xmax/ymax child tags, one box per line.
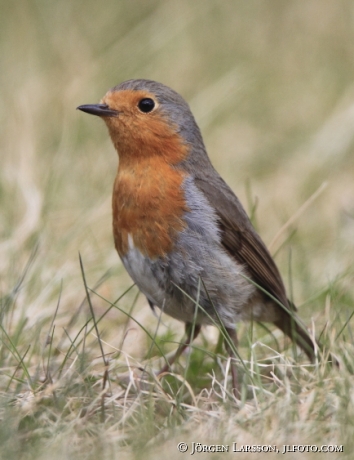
<box><xmin>274</xmin><ymin>310</ymin><xmax>316</xmax><ymax>362</ymax></box>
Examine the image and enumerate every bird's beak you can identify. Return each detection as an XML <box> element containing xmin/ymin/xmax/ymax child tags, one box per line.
<box><xmin>77</xmin><ymin>104</ymin><xmax>118</xmax><ymax>117</ymax></box>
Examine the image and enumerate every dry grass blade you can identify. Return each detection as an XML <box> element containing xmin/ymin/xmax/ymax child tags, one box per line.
<box><xmin>269</xmin><ymin>182</ymin><xmax>328</xmax><ymax>253</ymax></box>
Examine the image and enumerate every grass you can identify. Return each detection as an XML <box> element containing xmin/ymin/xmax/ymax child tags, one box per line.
<box><xmin>1</xmin><ymin>0</ymin><xmax>354</xmax><ymax>458</ymax></box>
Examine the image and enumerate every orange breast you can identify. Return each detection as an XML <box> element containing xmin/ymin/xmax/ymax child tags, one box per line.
<box><xmin>112</xmin><ymin>156</ymin><xmax>188</xmax><ymax>259</ymax></box>
<box><xmin>105</xmin><ymin>91</ymin><xmax>191</xmax><ymax>259</ymax></box>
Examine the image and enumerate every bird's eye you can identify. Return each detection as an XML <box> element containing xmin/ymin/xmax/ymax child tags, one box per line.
<box><xmin>138</xmin><ymin>98</ymin><xmax>155</xmax><ymax>113</ymax></box>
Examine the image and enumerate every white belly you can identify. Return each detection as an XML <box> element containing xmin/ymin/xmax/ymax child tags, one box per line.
<box><xmin>121</xmin><ymin>234</ymin><xmax>166</xmax><ymax>306</ymax></box>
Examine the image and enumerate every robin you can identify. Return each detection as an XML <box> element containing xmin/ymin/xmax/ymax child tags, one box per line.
<box><xmin>78</xmin><ymin>79</ymin><xmax>316</xmax><ymax>395</ymax></box>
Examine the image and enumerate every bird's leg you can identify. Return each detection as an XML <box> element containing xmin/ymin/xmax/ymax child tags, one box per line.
<box><xmin>224</xmin><ymin>327</ymin><xmax>240</xmax><ymax>398</ymax></box>
<box><xmin>158</xmin><ymin>322</ymin><xmax>201</xmax><ymax>374</ymax></box>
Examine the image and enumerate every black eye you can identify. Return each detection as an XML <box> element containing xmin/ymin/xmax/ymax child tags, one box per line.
<box><xmin>138</xmin><ymin>98</ymin><xmax>155</xmax><ymax>113</ymax></box>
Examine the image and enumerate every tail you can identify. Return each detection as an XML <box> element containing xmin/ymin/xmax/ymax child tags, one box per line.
<box><xmin>273</xmin><ymin>309</ymin><xmax>316</xmax><ymax>362</ymax></box>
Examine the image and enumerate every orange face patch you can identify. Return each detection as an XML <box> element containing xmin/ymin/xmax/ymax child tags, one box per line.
<box><xmin>101</xmin><ymin>89</ymin><xmax>188</xmax><ymax>165</ymax></box>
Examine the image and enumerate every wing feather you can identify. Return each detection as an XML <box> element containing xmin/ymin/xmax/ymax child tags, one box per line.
<box><xmin>194</xmin><ymin>174</ymin><xmax>292</xmax><ymax>310</ymax></box>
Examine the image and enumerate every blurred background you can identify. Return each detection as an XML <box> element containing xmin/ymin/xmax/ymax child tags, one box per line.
<box><xmin>1</xmin><ymin>0</ymin><xmax>354</xmax><ymax>359</ymax></box>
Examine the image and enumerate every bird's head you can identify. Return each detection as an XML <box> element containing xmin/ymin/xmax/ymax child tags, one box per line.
<box><xmin>77</xmin><ymin>79</ymin><xmax>203</xmax><ymax>164</ymax></box>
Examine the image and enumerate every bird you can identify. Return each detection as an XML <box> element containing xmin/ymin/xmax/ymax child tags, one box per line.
<box><xmin>77</xmin><ymin>79</ymin><xmax>316</xmax><ymax>396</ymax></box>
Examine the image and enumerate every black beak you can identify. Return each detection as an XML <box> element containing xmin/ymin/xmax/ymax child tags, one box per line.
<box><xmin>77</xmin><ymin>104</ymin><xmax>118</xmax><ymax>117</ymax></box>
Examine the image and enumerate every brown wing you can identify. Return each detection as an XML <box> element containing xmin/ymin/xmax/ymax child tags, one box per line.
<box><xmin>194</xmin><ymin>174</ymin><xmax>292</xmax><ymax>310</ymax></box>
